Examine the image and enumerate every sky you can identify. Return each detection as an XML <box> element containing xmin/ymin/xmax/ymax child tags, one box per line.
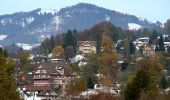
<box><xmin>0</xmin><ymin>0</ymin><xmax>169</xmax><ymax>23</ymax></box>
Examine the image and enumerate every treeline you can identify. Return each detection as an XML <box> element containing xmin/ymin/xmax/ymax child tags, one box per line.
<box><xmin>33</xmin><ymin>22</ymin><xmax>134</xmax><ymax>54</ymax></box>
<box><xmin>34</xmin><ymin>20</ymin><xmax>170</xmax><ymax>57</ymax></box>
<box><xmin>33</xmin><ymin>29</ymin><xmax>77</xmax><ymax>60</ymax></box>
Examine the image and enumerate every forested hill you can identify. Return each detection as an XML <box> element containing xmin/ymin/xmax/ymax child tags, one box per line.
<box><xmin>35</xmin><ymin>21</ymin><xmax>152</xmax><ymax>55</ymax></box>
<box><xmin>0</xmin><ymin>3</ymin><xmax>158</xmax><ymax>45</ymax></box>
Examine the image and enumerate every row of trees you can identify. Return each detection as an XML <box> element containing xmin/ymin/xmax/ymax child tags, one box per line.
<box><xmin>37</xmin><ymin>22</ymin><xmax>144</xmax><ymax>56</ymax></box>
<box><xmin>37</xmin><ymin>29</ymin><xmax>77</xmax><ymax>60</ymax></box>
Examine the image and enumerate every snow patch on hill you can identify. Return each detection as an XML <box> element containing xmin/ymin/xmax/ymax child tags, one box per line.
<box><xmin>128</xmin><ymin>23</ymin><xmax>142</xmax><ymax>30</ymax></box>
<box><xmin>138</xmin><ymin>17</ymin><xmax>145</xmax><ymax>21</ymax></box>
<box><xmin>37</xmin><ymin>9</ymin><xmax>57</xmax><ymax>15</ymax></box>
<box><xmin>26</xmin><ymin>17</ymin><xmax>34</xmax><ymax>24</ymax></box>
<box><xmin>39</xmin><ymin>34</ymin><xmax>51</xmax><ymax>42</ymax></box>
<box><xmin>16</xmin><ymin>43</ymin><xmax>40</xmax><ymax>50</ymax></box>
<box><xmin>53</xmin><ymin>16</ymin><xmax>61</xmax><ymax>30</ymax></box>
<box><xmin>0</xmin><ymin>18</ymin><xmax>12</xmax><ymax>25</ymax></box>
<box><xmin>105</xmin><ymin>15</ymin><xmax>110</xmax><ymax>22</ymax></box>
<box><xmin>0</xmin><ymin>34</ymin><xmax>8</xmax><ymax>40</ymax></box>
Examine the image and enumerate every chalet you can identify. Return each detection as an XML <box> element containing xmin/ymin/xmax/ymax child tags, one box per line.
<box><xmin>20</xmin><ymin>65</ymin><xmax>57</xmax><ymax>100</ymax></box>
<box><xmin>77</xmin><ymin>41</ymin><xmax>97</xmax><ymax>55</ymax></box>
<box><xmin>133</xmin><ymin>37</ymin><xmax>150</xmax><ymax>50</ymax></box>
<box><xmin>19</xmin><ymin>61</ymin><xmax>73</xmax><ymax>99</ymax></box>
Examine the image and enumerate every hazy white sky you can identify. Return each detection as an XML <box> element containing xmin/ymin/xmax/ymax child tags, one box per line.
<box><xmin>0</xmin><ymin>0</ymin><xmax>169</xmax><ymax>23</ymax></box>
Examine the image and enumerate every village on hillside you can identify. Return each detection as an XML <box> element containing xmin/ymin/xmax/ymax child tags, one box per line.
<box><xmin>11</xmin><ymin>32</ymin><xmax>170</xmax><ymax>100</ymax></box>
<box><xmin>1</xmin><ymin>2</ymin><xmax>170</xmax><ymax>100</ymax></box>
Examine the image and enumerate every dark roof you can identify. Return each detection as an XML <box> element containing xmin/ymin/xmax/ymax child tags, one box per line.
<box><xmin>27</xmin><ymin>85</ymin><xmax>53</xmax><ymax>91</ymax></box>
<box><xmin>41</xmin><ymin>62</ymin><xmax>69</xmax><ymax>68</ymax></box>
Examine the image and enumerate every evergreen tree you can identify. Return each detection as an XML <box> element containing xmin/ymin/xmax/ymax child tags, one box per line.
<box><xmin>125</xmin><ymin>71</ymin><xmax>149</xmax><ymax>100</ymax></box>
<box><xmin>160</xmin><ymin>75</ymin><xmax>168</xmax><ymax>89</ymax></box>
<box><xmin>65</xmin><ymin>30</ymin><xmax>74</xmax><ymax>47</ymax></box>
<box><xmin>149</xmin><ymin>30</ymin><xmax>158</xmax><ymax>44</ymax></box>
<box><xmin>40</xmin><ymin>38</ymin><xmax>51</xmax><ymax>54</ymax></box>
<box><xmin>0</xmin><ymin>49</ymin><xmax>21</xmax><ymax>100</ymax></box>
<box><xmin>73</xmin><ymin>29</ymin><xmax>78</xmax><ymax>47</ymax></box>
<box><xmin>164</xmin><ymin>19</ymin><xmax>170</xmax><ymax>34</ymax></box>
<box><xmin>167</xmin><ymin>46</ymin><xmax>170</xmax><ymax>54</ymax></box>
<box><xmin>3</xmin><ymin>46</ymin><xmax>8</xmax><ymax>57</ymax></box>
<box><xmin>65</xmin><ymin>46</ymin><xmax>75</xmax><ymax>60</ymax></box>
<box><xmin>159</xmin><ymin>34</ymin><xmax>165</xmax><ymax>51</ymax></box>
<box><xmin>152</xmin><ymin>30</ymin><xmax>158</xmax><ymax>40</ymax></box>
<box><xmin>123</xmin><ymin>38</ymin><xmax>130</xmax><ymax>59</ymax></box>
<box><xmin>155</xmin><ymin>45</ymin><xmax>160</xmax><ymax>52</ymax></box>
<box><xmin>129</xmin><ymin>42</ymin><xmax>136</xmax><ymax>54</ymax></box>
<box><xmin>125</xmin><ymin>59</ymin><xmax>163</xmax><ymax>100</ymax></box>
<box><xmin>87</xmin><ymin>77</ymin><xmax>94</xmax><ymax>89</ymax></box>
<box><xmin>18</xmin><ymin>51</ymin><xmax>31</xmax><ymax>72</ymax></box>
<box><xmin>148</xmin><ymin>38</ymin><xmax>153</xmax><ymax>44</ymax></box>
<box><xmin>50</xmin><ymin>35</ymin><xmax>55</xmax><ymax>49</ymax></box>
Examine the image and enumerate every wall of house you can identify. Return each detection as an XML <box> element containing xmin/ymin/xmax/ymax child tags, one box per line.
<box><xmin>79</xmin><ymin>45</ymin><xmax>96</xmax><ymax>54</ymax></box>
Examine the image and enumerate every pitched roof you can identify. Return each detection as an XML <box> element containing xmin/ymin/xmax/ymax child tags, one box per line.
<box><xmin>77</xmin><ymin>41</ymin><xmax>97</xmax><ymax>47</ymax></box>
<box><xmin>27</xmin><ymin>85</ymin><xmax>53</xmax><ymax>91</ymax></box>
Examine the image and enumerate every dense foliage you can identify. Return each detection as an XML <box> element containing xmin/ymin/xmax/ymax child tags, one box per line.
<box><xmin>0</xmin><ymin>48</ymin><xmax>21</xmax><ymax>100</ymax></box>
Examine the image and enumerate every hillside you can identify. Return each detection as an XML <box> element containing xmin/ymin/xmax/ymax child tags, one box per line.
<box><xmin>0</xmin><ymin>3</ymin><xmax>158</xmax><ymax>45</ymax></box>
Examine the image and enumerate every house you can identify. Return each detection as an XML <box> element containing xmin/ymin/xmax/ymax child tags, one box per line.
<box><xmin>19</xmin><ymin>61</ymin><xmax>73</xmax><ymax>99</ymax></box>
<box><xmin>20</xmin><ymin>65</ymin><xmax>57</xmax><ymax>100</ymax></box>
<box><xmin>133</xmin><ymin>37</ymin><xmax>150</xmax><ymax>50</ymax></box>
<box><xmin>143</xmin><ymin>45</ymin><xmax>159</xmax><ymax>61</ymax></box>
<box><xmin>143</xmin><ymin>46</ymin><xmax>155</xmax><ymax>57</ymax></box>
<box><xmin>77</xmin><ymin>41</ymin><xmax>97</xmax><ymax>55</ymax></box>
<box><xmin>70</xmin><ymin>54</ymin><xmax>87</xmax><ymax>67</ymax></box>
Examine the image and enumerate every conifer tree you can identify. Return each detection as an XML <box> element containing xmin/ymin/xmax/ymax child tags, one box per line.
<box><xmin>0</xmin><ymin>48</ymin><xmax>21</xmax><ymax>100</ymax></box>
<box><xmin>167</xmin><ymin>46</ymin><xmax>170</xmax><ymax>54</ymax></box>
<box><xmin>155</xmin><ymin>45</ymin><xmax>160</xmax><ymax>52</ymax></box>
<box><xmin>149</xmin><ymin>30</ymin><xmax>158</xmax><ymax>44</ymax></box>
<box><xmin>50</xmin><ymin>35</ymin><xmax>55</xmax><ymax>49</ymax></box>
<box><xmin>129</xmin><ymin>42</ymin><xmax>136</xmax><ymax>54</ymax></box>
<box><xmin>125</xmin><ymin>71</ymin><xmax>149</xmax><ymax>100</ymax></box>
<box><xmin>87</xmin><ymin>77</ymin><xmax>94</xmax><ymax>89</ymax></box>
<box><xmin>124</xmin><ymin>59</ymin><xmax>163</xmax><ymax>100</ymax></box>
<box><xmin>65</xmin><ymin>30</ymin><xmax>74</xmax><ymax>47</ymax></box>
<box><xmin>159</xmin><ymin>34</ymin><xmax>165</xmax><ymax>51</ymax></box>
<box><xmin>160</xmin><ymin>75</ymin><xmax>168</xmax><ymax>90</ymax></box>
<box><xmin>164</xmin><ymin>19</ymin><xmax>170</xmax><ymax>34</ymax></box>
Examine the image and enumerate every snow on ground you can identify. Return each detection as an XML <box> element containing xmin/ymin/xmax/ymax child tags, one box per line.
<box><xmin>105</xmin><ymin>15</ymin><xmax>110</xmax><ymax>22</ymax></box>
<box><xmin>128</xmin><ymin>23</ymin><xmax>142</xmax><ymax>30</ymax></box>
<box><xmin>138</xmin><ymin>17</ymin><xmax>145</xmax><ymax>21</ymax></box>
<box><xmin>80</xmin><ymin>89</ymin><xmax>98</xmax><ymax>96</ymax></box>
<box><xmin>0</xmin><ymin>18</ymin><xmax>12</xmax><ymax>26</ymax></box>
<box><xmin>21</xmin><ymin>20</ymin><xmax>26</xmax><ymax>27</ymax></box>
<box><xmin>16</xmin><ymin>43</ymin><xmax>40</xmax><ymax>50</ymax></box>
<box><xmin>37</xmin><ymin>9</ymin><xmax>57</xmax><ymax>15</ymax></box>
<box><xmin>26</xmin><ymin>17</ymin><xmax>34</xmax><ymax>24</ymax></box>
<box><xmin>39</xmin><ymin>34</ymin><xmax>51</xmax><ymax>42</ymax></box>
<box><xmin>53</xmin><ymin>16</ymin><xmax>61</xmax><ymax>30</ymax></box>
<box><xmin>0</xmin><ymin>34</ymin><xmax>8</xmax><ymax>40</ymax></box>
